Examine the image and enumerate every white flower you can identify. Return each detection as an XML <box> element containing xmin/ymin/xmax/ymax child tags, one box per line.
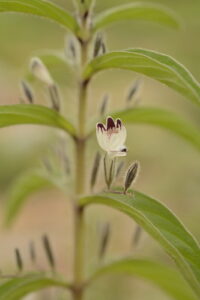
<box><xmin>96</xmin><ymin>116</ymin><xmax>127</xmax><ymax>157</ymax></box>
<box><xmin>30</xmin><ymin>57</ymin><xmax>53</xmax><ymax>85</ymax></box>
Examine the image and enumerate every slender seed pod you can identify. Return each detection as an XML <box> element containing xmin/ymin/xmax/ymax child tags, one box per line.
<box><xmin>42</xmin><ymin>234</ymin><xmax>56</xmax><ymax>271</ymax></box>
<box><xmin>126</xmin><ymin>79</ymin><xmax>142</xmax><ymax>103</ymax></box>
<box><xmin>20</xmin><ymin>80</ymin><xmax>34</xmax><ymax>103</ymax></box>
<box><xmin>99</xmin><ymin>223</ymin><xmax>110</xmax><ymax>259</ymax></box>
<box><xmin>93</xmin><ymin>33</ymin><xmax>103</xmax><ymax>57</ymax></box>
<box><xmin>116</xmin><ymin>161</ymin><xmax>124</xmax><ymax>178</ymax></box>
<box><xmin>103</xmin><ymin>154</ymin><xmax>109</xmax><ymax>187</ymax></box>
<box><xmin>93</xmin><ymin>33</ymin><xmax>106</xmax><ymax>57</ymax></box>
<box><xmin>14</xmin><ymin>248</ymin><xmax>23</xmax><ymax>272</ymax></box>
<box><xmin>48</xmin><ymin>84</ymin><xmax>60</xmax><ymax>112</ymax></box>
<box><xmin>29</xmin><ymin>241</ymin><xmax>36</xmax><ymax>265</ymax></box>
<box><xmin>90</xmin><ymin>151</ymin><xmax>101</xmax><ymax>190</ymax></box>
<box><xmin>132</xmin><ymin>225</ymin><xmax>142</xmax><ymax>248</ymax></box>
<box><xmin>124</xmin><ymin>162</ymin><xmax>139</xmax><ymax>194</ymax></box>
<box><xmin>101</xmin><ymin>41</ymin><xmax>106</xmax><ymax>54</ymax></box>
<box><xmin>108</xmin><ymin>158</ymin><xmax>116</xmax><ymax>189</ymax></box>
<box><xmin>69</xmin><ymin>38</ymin><xmax>76</xmax><ymax>59</ymax></box>
<box><xmin>99</xmin><ymin>94</ymin><xmax>109</xmax><ymax>116</ymax></box>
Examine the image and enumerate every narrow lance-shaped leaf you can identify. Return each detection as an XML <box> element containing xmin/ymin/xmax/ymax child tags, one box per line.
<box><xmin>0</xmin><ymin>274</ymin><xmax>69</xmax><ymax>300</ymax></box>
<box><xmin>93</xmin><ymin>3</ymin><xmax>180</xmax><ymax>32</ymax></box>
<box><xmin>83</xmin><ymin>49</ymin><xmax>200</xmax><ymax>105</ymax></box>
<box><xmin>0</xmin><ymin>0</ymin><xmax>80</xmax><ymax>34</ymax></box>
<box><xmin>112</xmin><ymin>107</ymin><xmax>200</xmax><ymax>152</ymax></box>
<box><xmin>80</xmin><ymin>190</ymin><xmax>200</xmax><ymax>296</ymax></box>
<box><xmin>90</xmin><ymin>259</ymin><xmax>199</xmax><ymax>300</ymax></box>
<box><xmin>0</xmin><ymin>104</ymin><xmax>76</xmax><ymax>136</ymax></box>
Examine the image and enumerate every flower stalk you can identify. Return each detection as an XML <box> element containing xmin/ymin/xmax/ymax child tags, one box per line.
<box><xmin>73</xmin><ymin>10</ymin><xmax>90</xmax><ymax>300</ymax></box>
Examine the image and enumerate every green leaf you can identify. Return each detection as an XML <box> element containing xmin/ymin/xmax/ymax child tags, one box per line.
<box><xmin>113</xmin><ymin>107</ymin><xmax>200</xmax><ymax>152</ymax></box>
<box><xmin>5</xmin><ymin>168</ymin><xmax>71</xmax><ymax>226</ymax></box>
<box><xmin>0</xmin><ymin>104</ymin><xmax>76</xmax><ymax>136</ymax></box>
<box><xmin>84</xmin><ymin>49</ymin><xmax>200</xmax><ymax>105</ymax></box>
<box><xmin>80</xmin><ymin>190</ymin><xmax>200</xmax><ymax>296</ymax></box>
<box><xmin>5</xmin><ymin>171</ymin><xmax>53</xmax><ymax>226</ymax></box>
<box><xmin>0</xmin><ymin>0</ymin><xmax>79</xmax><ymax>34</ymax></box>
<box><xmin>93</xmin><ymin>3</ymin><xmax>180</xmax><ymax>32</ymax></box>
<box><xmin>90</xmin><ymin>259</ymin><xmax>198</xmax><ymax>300</ymax></box>
<box><xmin>0</xmin><ymin>274</ymin><xmax>69</xmax><ymax>300</ymax></box>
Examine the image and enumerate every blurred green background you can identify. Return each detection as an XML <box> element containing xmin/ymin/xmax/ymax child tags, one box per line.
<box><xmin>0</xmin><ymin>0</ymin><xmax>200</xmax><ymax>299</ymax></box>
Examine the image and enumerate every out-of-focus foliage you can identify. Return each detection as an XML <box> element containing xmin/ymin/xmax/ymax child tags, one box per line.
<box><xmin>0</xmin><ymin>0</ymin><xmax>200</xmax><ymax>300</ymax></box>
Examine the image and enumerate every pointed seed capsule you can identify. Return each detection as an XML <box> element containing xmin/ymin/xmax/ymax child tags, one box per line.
<box><xmin>99</xmin><ymin>223</ymin><xmax>110</xmax><ymax>259</ymax></box>
<box><xmin>42</xmin><ymin>234</ymin><xmax>55</xmax><ymax>270</ymax></box>
<box><xmin>90</xmin><ymin>151</ymin><xmax>101</xmax><ymax>190</ymax></box>
<box><xmin>14</xmin><ymin>248</ymin><xmax>23</xmax><ymax>272</ymax></box>
<box><xmin>93</xmin><ymin>33</ymin><xmax>104</xmax><ymax>57</ymax></box>
<box><xmin>48</xmin><ymin>84</ymin><xmax>60</xmax><ymax>112</ymax></box>
<box><xmin>21</xmin><ymin>80</ymin><xmax>34</xmax><ymax>103</ymax></box>
<box><xmin>126</xmin><ymin>79</ymin><xmax>141</xmax><ymax>103</ymax></box>
<box><xmin>29</xmin><ymin>241</ymin><xmax>36</xmax><ymax>265</ymax></box>
<box><xmin>124</xmin><ymin>162</ymin><xmax>139</xmax><ymax>194</ymax></box>
<box><xmin>132</xmin><ymin>225</ymin><xmax>142</xmax><ymax>248</ymax></box>
<box><xmin>99</xmin><ymin>94</ymin><xmax>109</xmax><ymax>116</ymax></box>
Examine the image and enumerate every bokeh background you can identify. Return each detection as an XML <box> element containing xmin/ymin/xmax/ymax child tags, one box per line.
<box><xmin>0</xmin><ymin>0</ymin><xmax>200</xmax><ymax>299</ymax></box>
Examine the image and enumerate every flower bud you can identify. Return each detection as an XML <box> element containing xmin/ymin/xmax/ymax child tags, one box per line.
<box><xmin>90</xmin><ymin>151</ymin><xmax>101</xmax><ymax>190</ymax></box>
<box><xmin>124</xmin><ymin>162</ymin><xmax>139</xmax><ymax>194</ymax></box>
<box><xmin>93</xmin><ymin>33</ymin><xmax>106</xmax><ymax>57</ymax></box>
<box><xmin>29</xmin><ymin>241</ymin><xmax>36</xmax><ymax>265</ymax></box>
<box><xmin>42</xmin><ymin>234</ymin><xmax>55</xmax><ymax>270</ymax></box>
<box><xmin>126</xmin><ymin>79</ymin><xmax>142</xmax><ymax>103</ymax></box>
<box><xmin>99</xmin><ymin>94</ymin><xmax>109</xmax><ymax>116</ymax></box>
<box><xmin>132</xmin><ymin>225</ymin><xmax>142</xmax><ymax>248</ymax></box>
<box><xmin>30</xmin><ymin>57</ymin><xmax>53</xmax><ymax>85</ymax></box>
<box><xmin>20</xmin><ymin>80</ymin><xmax>34</xmax><ymax>103</ymax></box>
<box><xmin>116</xmin><ymin>161</ymin><xmax>124</xmax><ymax>178</ymax></box>
<box><xmin>14</xmin><ymin>248</ymin><xmax>23</xmax><ymax>272</ymax></box>
<box><xmin>99</xmin><ymin>223</ymin><xmax>110</xmax><ymax>259</ymax></box>
<box><xmin>103</xmin><ymin>155</ymin><xmax>116</xmax><ymax>190</ymax></box>
<box><xmin>48</xmin><ymin>84</ymin><xmax>60</xmax><ymax>112</ymax></box>
<box><xmin>65</xmin><ymin>35</ymin><xmax>80</xmax><ymax>64</ymax></box>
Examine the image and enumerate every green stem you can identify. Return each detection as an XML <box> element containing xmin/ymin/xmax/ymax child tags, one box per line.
<box><xmin>73</xmin><ymin>38</ymin><xmax>89</xmax><ymax>300</ymax></box>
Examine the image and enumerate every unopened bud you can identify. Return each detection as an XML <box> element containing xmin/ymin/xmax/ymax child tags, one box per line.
<box><xmin>126</xmin><ymin>79</ymin><xmax>142</xmax><ymax>103</ymax></box>
<box><xmin>116</xmin><ymin>161</ymin><xmax>124</xmax><ymax>178</ymax></box>
<box><xmin>65</xmin><ymin>34</ymin><xmax>80</xmax><ymax>64</ymax></box>
<box><xmin>99</xmin><ymin>223</ymin><xmax>110</xmax><ymax>259</ymax></box>
<box><xmin>124</xmin><ymin>162</ymin><xmax>139</xmax><ymax>194</ymax></box>
<box><xmin>109</xmin><ymin>159</ymin><xmax>115</xmax><ymax>187</ymax></box>
<box><xmin>69</xmin><ymin>39</ymin><xmax>76</xmax><ymax>58</ymax></box>
<box><xmin>104</xmin><ymin>155</ymin><xmax>116</xmax><ymax>190</ymax></box>
<box><xmin>42</xmin><ymin>234</ymin><xmax>55</xmax><ymax>270</ymax></box>
<box><xmin>14</xmin><ymin>248</ymin><xmax>23</xmax><ymax>272</ymax></box>
<box><xmin>100</xmin><ymin>94</ymin><xmax>109</xmax><ymax>116</ymax></box>
<box><xmin>29</xmin><ymin>241</ymin><xmax>36</xmax><ymax>265</ymax></box>
<box><xmin>30</xmin><ymin>57</ymin><xmax>53</xmax><ymax>85</ymax></box>
<box><xmin>90</xmin><ymin>152</ymin><xmax>101</xmax><ymax>190</ymax></box>
<box><xmin>132</xmin><ymin>225</ymin><xmax>142</xmax><ymax>248</ymax></box>
<box><xmin>93</xmin><ymin>33</ymin><xmax>106</xmax><ymax>57</ymax></box>
<box><xmin>101</xmin><ymin>41</ymin><xmax>106</xmax><ymax>54</ymax></box>
<box><xmin>48</xmin><ymin>84</ymin><xmax>60</xmax><ymax>112</ymax></box>
<box><xmin>20</xmin><ymin>80</ymin><xmax>34</xmax><ymax>103</ymax></box>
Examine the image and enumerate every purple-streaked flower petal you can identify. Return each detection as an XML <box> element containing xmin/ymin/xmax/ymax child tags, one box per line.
<box><xmin>107</xmin><ymin>117</ymin><xmax>115</xmax><ymax>130</ymax></box>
